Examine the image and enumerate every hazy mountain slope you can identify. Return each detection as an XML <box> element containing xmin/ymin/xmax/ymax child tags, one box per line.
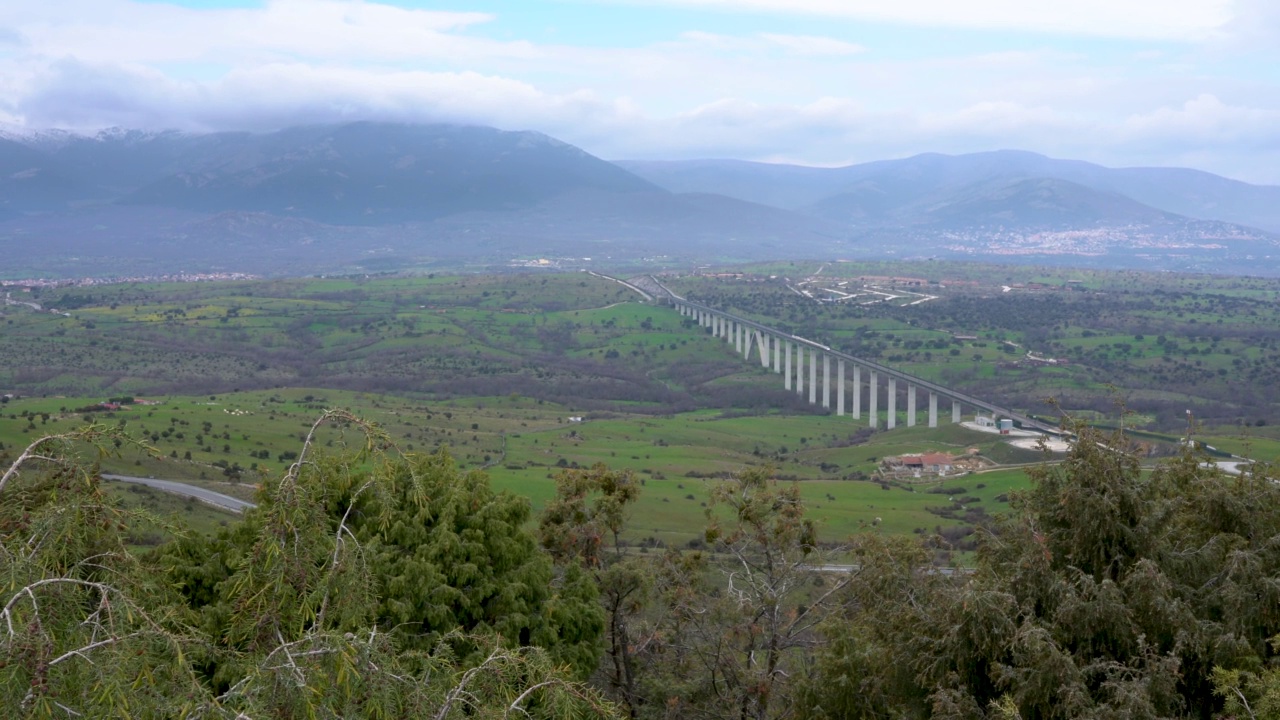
<box><xmin>47</xmin><ymin>129</ymin><xmax>259</xmax><ymax>197</ymax></box>
<box><xmin>618</xmin><ymin>151</ymin><xmax>1100</xmax><ymax>210</ymax></box>
<box><xmin>806</xmin><ymin>176</ymin><xmax>1179</xmax><ymax>229</ymax></box>
<box><xmin>612</xmin><ymin>159</ymin><xmax>841</xmax><ymax>209</ymax></box>
<box><xmin>1</xmin><ymin>123</ymin><xmax>1276</xmax><ymax>278</ymax></box>
<box><xmin>620</xmin><ymin>150</ymin><xmax>1280</xmax><ymax>232</ymax></box>
<box><xmin>0</xmin><ymin>137</ymin><xmax>93</xmax><ymax>211</ymax></box>
<box><xmin>1073</xmin><ymin>167</ymin><xmax>1280</xmax><ymax>233</ymax></box>
<box><xmin>438</xmin><ymin>188</ymin><xmax>849</xmax><ymax>258</ymax></box>
<box><xmin>119</xmin><ymin>123</ymin><xmax>660</xmax><ymax>224</ymax></box>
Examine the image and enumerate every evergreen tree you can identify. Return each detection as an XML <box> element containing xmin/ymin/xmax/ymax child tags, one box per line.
<box><xmin>3</xmin><ymin>415</ymin><xmax>616</xmax><ymax>718</ymax></box>
<box><xmin>800</xmin><ymin>424</ymin><xmax>1280</xmax><ymax>719</ymax></box>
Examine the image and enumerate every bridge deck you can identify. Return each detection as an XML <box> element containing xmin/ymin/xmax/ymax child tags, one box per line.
<box><xmin>645</xmin><ymin>276</ymin><xmax>1060</xmax><ymax>436</ymax></box>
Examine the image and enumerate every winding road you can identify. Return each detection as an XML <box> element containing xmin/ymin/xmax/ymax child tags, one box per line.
<box><xmin>103</xmin><ymin>474</ymin><xmax>257</xmax><ymax>513</ymax></box>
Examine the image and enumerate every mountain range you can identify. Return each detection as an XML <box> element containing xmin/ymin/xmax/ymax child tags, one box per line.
<box><xmin>617</xmin><ymin>151</ymin><xmax>1280</xmax><ymax>234</ymax></box>
<box><xmin>1</xmin><ymin>121</ymin><xmax>1277</xmax><ymax>278</ymax></box>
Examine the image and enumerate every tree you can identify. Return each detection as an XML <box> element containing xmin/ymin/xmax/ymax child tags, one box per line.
<box><xmin>672</xmin><ymin>466</ymin><xmax>853</xmax><ymax>720</ymax></box>
<box><xmin>540</xmin><ymin>463</ymin><xmax>650</xmax><ymax>714</ymax></box>
<box><xmin>4</xmin><ymin>414</ymin><xmax>617</xmax><ymax>718</ymax></box>
<box><xmin>799</xmin><ymin>423</ymin><xmax>1280</xmax><ymax>719</ymax></box>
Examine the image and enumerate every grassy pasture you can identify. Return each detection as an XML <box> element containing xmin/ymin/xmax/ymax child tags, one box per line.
<box><xmin>4</xmin><ymin>384</ymin><xmax>1269</xmax><ymax>547</ymax></box>
<box><xmin>8</xmin><ymin>262</ymin><xmax>1280</xmax><ymax>547</ymax></box>
<box><xmin>3</xmin><ymin>386</ymin><xmax>1063</xmax><ymax>545</ymax></box>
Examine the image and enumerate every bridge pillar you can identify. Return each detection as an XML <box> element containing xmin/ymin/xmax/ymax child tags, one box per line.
<box><xmin>852</xmin><ymin>365</ymin><xmax>861</xmax><ymax>419</ymax></box>
<box><xmin>907</xmin><ymin>384</ymin><xmax>916</xmax><ymax>427</ymax></box>
<box><xmin>784</xmin><ymin>341</ymin><xmax>792</xmax><ymax>390</ymax></box>
<box><xmin>821</xmin><ymin>354</ymin><xmax>830</xmax><ymax>408</ymax></box>
<box><xmin>733</xmin><ymin>322</ymin><xmax>741</xmax><ymax>353</ymax></box>
<box><xmin>869</xmin><ymin>370</ymin><xmax>878</xmax><ymax>428</ymax></box>
<box><xmin>887</xmin><ymin>378</ymin><xmax>897</xmax><ymax>429</ymax></box>
<box><xmin>929</xmin><ymin>392</ymin><xmax>938</xmax><ymax>428</ymax></box>
<box><xmin>772</xmin><ymin>334</ymin><xmax>780</xmax><ymax>372</ymax></box>
<box><xmin>836</xmin><ymin>359</ymin><xmax>845</xmax><ymax>416</ymax></box>
<box><xmin>743</xmin><ymin>329</ymin><xmax>752</xmax><ymax>360</ymax></box>
<box><xmin>757</xmin><ymin>332</ymin><xmax>769</xmax><ymax>367</ymax></box>
<box><xmin>796</xmin><ymin>345</ymin><xmax>805</xmax><ymax>396</ymax></box>
<box><xmin>952</xmin><ymin>400</ymin><xmax>961</xmax><ymax>424</ymax></box>
<box><xmin>809</xmin><ymin>349</ymin><xmax>817</xmax><ymax>404</ymax></box>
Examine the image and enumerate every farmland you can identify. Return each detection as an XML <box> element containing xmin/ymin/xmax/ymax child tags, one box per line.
<box><xmin>5</xmin><ymin>261</ymin><xmax>1280</xmax><ymax>546</ymax></box>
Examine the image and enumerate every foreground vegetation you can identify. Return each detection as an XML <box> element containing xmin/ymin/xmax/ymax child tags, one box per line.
<box><xmin>1</xmin><ymin>417</ymin><xmax>614</xmax><ymax>718</ymax></box>
<box><xmin>5</xmin><ymin>415</ymin><xmax>1280</xmax><ymax>718</ymax></box>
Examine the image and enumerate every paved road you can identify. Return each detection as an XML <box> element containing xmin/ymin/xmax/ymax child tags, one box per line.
<box><xmin>3</xmin><ymin>292</ymin><xmax>42</xmax><ymax>311</ymax></box>
<box><xmin>102</xmin><ymin>474</ymin><xmax>257</xmax><ymax>513</ymax></box>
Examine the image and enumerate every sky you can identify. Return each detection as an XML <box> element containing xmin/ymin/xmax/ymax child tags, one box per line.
<box><xmin>1</xmin><ymin>0</ymin><xmax>1278</xmax><ymax>182</ymax></box>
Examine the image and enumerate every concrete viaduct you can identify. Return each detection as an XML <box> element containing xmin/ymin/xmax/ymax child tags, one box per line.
<box><xmin>661</xmin><ymin>294</ymin><xmax>1058</xmax><ymax>435</ymax></box>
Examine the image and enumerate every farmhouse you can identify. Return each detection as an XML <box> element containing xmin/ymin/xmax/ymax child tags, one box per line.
<box><xmin>880</xmin><ymin>449</ymin><xmax>988</xmax><ymax>481</ymax></box>
<box><xmin>897</xmin><ymin>452</ymin><xmax>955</xmax><ymax>473</ymax></box>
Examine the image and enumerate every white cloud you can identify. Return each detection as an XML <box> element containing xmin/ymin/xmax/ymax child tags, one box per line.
<box><xmin>18</xmin><ymin>58</ymin><xmax>629</xmax><ymax>135</ymax></box>
<box><xmin>3</xmin><ymin>0</ymin><xmax>514</xmax><ymax>65</ymax></box>
<box><xmin>758</xmin><ymin>34</ymin><xmax>866</xmax><ymax>56</ymax></box>
<box><xmin>624</xmin><ymin>0</ymin><xmax>1234</xmax><ymax>40</ymax></box>
<box><xmin>1216</xmin><ymin>0</ymin><xmax>1280</xmax><ymax>53</ymax></box>
<box><xmin>0</xmin><ymin>0</ymin><xmax>1277</xmax><ymax>182</ymax></box>
<box><xmin>1123</xmin><ymin>94</ymin><xmax>1280</xmax><ymax>147</ymax></box>
<box><xmin>675</xmin><ymin>31</ymin><xmax>863</xmax><ymax>56</ymax></box>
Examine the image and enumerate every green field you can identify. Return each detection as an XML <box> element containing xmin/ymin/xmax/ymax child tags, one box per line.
<box><xmin>669</xmin><ymin>261</ymin><xmax>1280</xmax><ymax>430</ymax></box>
<box><xmin>6</xmin><ymin>262</ymin><xmax>1277</xmax><ymax>546</ymax></box>
<box><xmin>1</xmin><ymin>386</ymin><xmax>1059</xmax><ymax>545</ymax></box>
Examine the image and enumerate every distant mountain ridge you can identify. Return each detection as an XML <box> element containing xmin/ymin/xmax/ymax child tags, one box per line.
<box><xmin>0</xmin><ymin>122</ymin><xmax>1277</xmax><ymax>278</ymax></box>
<box><xmin>2</xmin><ymin>122</ymin><xmax>662</xmax><ymax>223</ymax></box>
<box><xmin>617</xmin><ymin>150</ymin><xmax>1280</xmax><ymax>233</ymax></box>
